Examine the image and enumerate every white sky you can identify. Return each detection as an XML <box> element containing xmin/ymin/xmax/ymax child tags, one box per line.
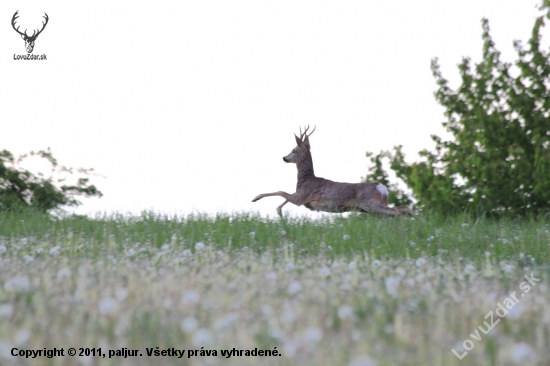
<box><xmin>1</xmin><ymin>1</ymin><xmax>546</xmax><ymax>217</ymax></box>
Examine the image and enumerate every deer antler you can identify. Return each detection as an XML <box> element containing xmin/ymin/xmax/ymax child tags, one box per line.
<box><xmin>31</xmin><ymin>13</ymin><xmax>49</xmax><ymax>39</ymax></box>
<box><xmin>299</xmin><ymin>125</ymin><xmax>316</xmax><ymax>141</ymax></box>
<box><xmin>11</xmin><ymin>11</ymin><xmax>26</xmax><ymax>37</ymax></box>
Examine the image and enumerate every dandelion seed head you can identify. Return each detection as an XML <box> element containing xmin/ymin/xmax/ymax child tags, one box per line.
<box><xmin>49</xmin><ymin>246</ymin><xmax>61</xmax><ymax>255</ymax></box>
<box><xmin>415</xmin><ymin>257</ymin><xmax>426</xmax><ymax>267</ymax></box>
<box><xmin>510</xmin><ymin>342</ymin><xmax>538</xmax><ymax>363</ymax></box>
<box><xmin>192</xmin><ymin>328</ymin><xmax>214</xmax><ymax>347</ymax></box>
<box><xmin>287</xmin><ymin>281</ymin><xmax>302</xmax><ymax>295</ymax></box>
<box><xmin>56</xmin><ymin>268</ymin><xmax>71</xmax><ymax>280</ymax></box>
<box><xmin>343</xmin><ymin>234</ymin><xmax>351</xmax><ymax>240</ymax></box>
<box><xmin>98</xmin><ymin>297</ymin><xmax>118</xmax><ymax>315</ymax></box>
<box><xmin>0</xmin><ymin>304</ymin><xmax>13</xmax><ymax>319</ymax></box>
<box><xmin>4</xmin><ymin>276</ymin><xmax>30</xmax><ymax>292</ymax></box>
<box><xmin>338</xmin><ymin>305</ymin><xmax>353</xmax><ymax>319</ymax></box>
<box><xmin>181</xmin><ymin>317</ymin><xmax>198</xmax><ymax>332</ymax></box>
<box><xmin>195</xmin><ymin>242</ymin><xmax>205</xmax><ymax>251</ymax></box>
<box><xmin>303</xmin><ymin>326</ymin><xmax>322</xmax><ymax>343</ymax></box>
<box><xmin>181</xmin><ymin>290</ymin><xmax>200</xmax><ymax>304</ymax></box>
<box><xmin>15</xmin><ymin>329</ymin><xmax>31</xmax><ymax>345</ymax></box>
<box><xmin>348</xmin><ymin>354</ymin><xmax>377</xmax><ymax>366</ymax></box>
<box><xmin>319</xmin><ymin>267</ymin><xmax>331</xmax><ymax>277</ymax></box>
<box><xmin>23</xmin><ymin>255</ymin><xmax>34</xmax><ymax>263</ymax></box>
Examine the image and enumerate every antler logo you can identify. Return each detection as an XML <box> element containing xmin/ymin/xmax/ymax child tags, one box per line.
<box><xmin>11</xmin><ymin>11</ymin><xmax>49</xmax><ymax>54</ymax></box>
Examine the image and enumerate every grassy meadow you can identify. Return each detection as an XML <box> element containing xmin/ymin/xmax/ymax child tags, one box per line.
<box><xmin>0</xmin><ymin>211</ymin><xmax>549</xmax><ymax>366</ymax></box>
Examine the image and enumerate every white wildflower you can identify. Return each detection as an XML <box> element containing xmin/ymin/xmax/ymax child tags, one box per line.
<box><xmin>195</xmin><ymin>242</ymin><xmax>205</xmax><ymax>251</ymax></box>
<box><xmin>4</xmin><ymin>276</ymin><xmax>30</xmax><ymax>292</ymax></box>
<box><xmin>49</xmin><ymin>246</ymin><xmax>61</xmax><ymax>255</ymax></box>
<box><xmin>56</xmin><ymin>268</ymin><xmax>71</xmax><ymax>280</ymax></box>
<box><xmin>343</xmin><ymin>234</ymin><xmax>351</xmax><ymax>240</ymax></box>
<box><xmin>427</xmin><ymin>236</ymin><xmax>434</xmax><ymax>241</ymax></box>
<box><xmin>265</xmin><ymin>271</ymin><xmax>277</xmax><ymax>280</ymax></box>
<box><xmin>283</xmin><ymin>339</ymin><xmax>298</xmax><ymax>358</ymax></box>
<box><xmin>98</xmin><ymin>298</ymin><xmax>118</xmax><ymax>315</ymax></box>
<box><xmin>319</xmin><ymin>267</ymin><xmax>331</xmax><ymax>277</ymax></box>
<box><xmin>338</xmin><ymin>305</ymin><xmax>353</xmax><ymax>320</ymax></box>
<box><xmin>385</xmin><ymin>276</ymin><xmax>400</xmax><ymax>297</ymax></box>
<box><xmin>181</xmin><ymin>290</ymin><xmax>200</xmax><ymax>304</ymax></box>
<box><xmin>415</xmin><ymin>257</ymin><xmax>426</xmax><ymax>267</ymax></box>
<box><xmin>249</xmin><ymin>232</ymin><xmax>255</xmax><ymax>238</ymax></box>
<box><xmin>287</xmin><ymin>281</ymin><xmax>302</xmax><ymax>295</ymax></box>
<box><xmin>279</xmin><ymin>229</ymin><xmax>286</xmax><ymax>235</ymax></box>
<box><xmin>0</xmin><ymin>245</ymin><xmax>6</xmax><ymax>253</ymax></box>
<box><xmin>0</xmin><ymin>341</ymin><xmax>12</xmax><ymax>359</ymax></box>
<box><xmin>303</xmin><ymin>326</ymin><xmax>322</xmax><ymax>343</ymax></box>
<box><xmin>161</xmin><ymin>244</ymin><xmax>169</xmax><ymax>251</ymax></box>
<box><xmin>15</xmin><ymin>329</ymin><xmax>31</xmax><ymax>345</ymax></box>
<box><xmin>374</xmin><ymin>259</ymin><xmax>381</xmax><ymax>266</ymax></box>
<box><xmin>192</xmin><ymin>328</ymin><xmax>214</xmax><ymax>347</ymax></box>
<box><xmin>23</xmin><ymin>255</ymin><xmax>34</xmax><ymax>263</ymax></box>
<box><xmin>0</xmin><ymin>304</ymin><xmax>13</xmax><ymax>319</ymax></box>
<box><xmin>261</xmin><ymin>305</ymin><xmax>273</xmax><ymax>317</ymax></box>
<box><xmin>348</xmin><ymin>261</ymin><xmax>356</xmax><ymax>270</ymax></box>
<box><xmin>35</xmin><ymin>248</ymin><xmax>43</xmax><ymax>254</ymax></box>
<box><xmin>461</xmin><ymin>223</ymin><xmax>468</xmax><ymax>228</ymax></box>
<box><xmin>395</xmin><ymin>267</ymin><xmax>406</xmax><ymax>277</ymax></box>
<box><xmin>510</xmin><ymin>342</ymin><xmax>538</xmax><ymax>363</ymax></box>
<box><xmin>127</xmin><ymin>248</ymin><xmax>136</xmax><ymax>256</ymax></box>
<box><xmin>348</xmin><ymin>354</ymin><xmax>378</xmax><ymax>366</ymax></box>
<box><xmin>181</xmin><ymin>317</ymin><xmax>198</xmax><ymax>332</ymax></box>
<box><xmin>182</xmin><ymin>249</ymin><xmax>192</xmax><ymax>257</ymax></box>
<box><xmin>214</xmin><ymin>313</ymin><xmax>238</xmax><ymax>331</ymax></box>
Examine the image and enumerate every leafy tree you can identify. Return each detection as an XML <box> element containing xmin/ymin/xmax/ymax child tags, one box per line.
<box><xmin>365</xmin><ymin>4</ymin><xmax>550</xmax><ymax>216</ymax></box>
<box><xmin>0</xmin><ymin>148</ymin><xmax>102</xmax><ymax>212</ymax></box>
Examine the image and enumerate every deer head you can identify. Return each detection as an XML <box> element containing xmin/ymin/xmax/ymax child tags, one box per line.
<box><xmin>283</xmin><ymin>125</ymin><xmax>316</xmax><ymax>164</ymax></box>
<box><xmin>12</xmin><ymin>11</ymin><xmax>49</xmax><ymax>54</ymax></box>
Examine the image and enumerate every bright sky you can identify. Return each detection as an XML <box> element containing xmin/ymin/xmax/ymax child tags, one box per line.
<box><xmin>1</xmin><ymin>0</ymin><xmax>546</xmax><ymax>217</ymax></box>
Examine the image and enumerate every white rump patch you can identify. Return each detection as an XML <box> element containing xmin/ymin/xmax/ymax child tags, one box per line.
<box><xmin>377</xmin><ymin>183</ymin><xmax>389</xmax><ymax>197</ymax></box>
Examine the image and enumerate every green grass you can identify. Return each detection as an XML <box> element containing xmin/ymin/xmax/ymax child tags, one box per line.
<box><xmin>0</xmin><ymin>211</ymin><xmax>549</xmax><ymax>365</ymax></box>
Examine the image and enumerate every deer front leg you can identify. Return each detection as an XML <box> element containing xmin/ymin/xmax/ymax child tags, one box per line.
<box><xmin>252</xmin><ymin>191</ymin><xmax>296</xmax><ymax>203</ymax></box>
<box><xmin>276</xmin><ymin>200</ymin><xmax>289</xmax><ymax>217</ymax></box>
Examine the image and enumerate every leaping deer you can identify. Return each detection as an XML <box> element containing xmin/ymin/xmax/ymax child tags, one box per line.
<box><xmin>252</xmin><ymin>126</ymin><xmax>418</xmax><ymax>219</ymax></box>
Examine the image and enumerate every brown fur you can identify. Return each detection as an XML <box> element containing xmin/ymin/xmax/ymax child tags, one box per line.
<box><xmin>252</xmin><ymin>126</ymin><xmax>418</xmax><ymax>219</ymax></box>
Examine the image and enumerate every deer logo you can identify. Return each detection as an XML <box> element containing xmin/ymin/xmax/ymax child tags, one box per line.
<box><xmin>253</xmin><ymin>126</ymin><xmax>422</xmax><ymax>220</ymax></box>
<box><xmin>11</xmin><ymin>11</ymin><xmax>49</xmax><ymax>54</ymax></box>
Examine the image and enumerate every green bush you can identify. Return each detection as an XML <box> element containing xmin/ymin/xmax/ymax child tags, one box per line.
<box><xmin>365</xmin><ymin>5</ymin><xmax>550</xmax><ymax>217</ymax></box>
<box><xmin>0</xmin><ymin>148</ymin><xmax>102</xmax><ymax>212</ymax></box>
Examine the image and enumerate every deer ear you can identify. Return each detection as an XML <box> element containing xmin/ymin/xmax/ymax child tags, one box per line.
<box><xmin>294</xmin><ymin>134</ymin><xmax>302</xmax><ymax>147</ymax></box>
<box><xmin>304</xmin><ymin>136</ymin><xmax>311</xmax><ymax>150</ymax></box>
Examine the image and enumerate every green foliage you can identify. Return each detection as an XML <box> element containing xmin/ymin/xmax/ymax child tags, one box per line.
<box><xmin>366</xmin><ymin>8</ymin><xmax>550</xmax><ymax>217</ymax></box>
<box><xmin>0</xmin><ymin>148</ymin><xmax>102</xmax><ymax>212</ymax></box>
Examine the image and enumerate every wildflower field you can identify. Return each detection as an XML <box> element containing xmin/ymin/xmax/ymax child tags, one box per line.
<box><xmin>0</xmin><ymin>211</ymin><xmax>549</xmax><ymax>366</ymax></box>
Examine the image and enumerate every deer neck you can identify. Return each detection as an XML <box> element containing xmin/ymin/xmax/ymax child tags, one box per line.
<box><xmin>297</xmin><ymin>153</ymin><xmax>315</xmax><ymax>182</ymax></box>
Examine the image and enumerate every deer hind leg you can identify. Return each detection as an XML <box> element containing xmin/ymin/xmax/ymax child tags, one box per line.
<box><xmin>364</xmin><ymin>202</ymin><xmax>400</xmax><ymax>216</ymax></box>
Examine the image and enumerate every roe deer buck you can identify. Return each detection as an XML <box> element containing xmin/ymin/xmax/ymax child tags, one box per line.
<box><xmin>252</xmin><ymin>126</ymin><xmax>418</xmax><ymax>219</ymax></box>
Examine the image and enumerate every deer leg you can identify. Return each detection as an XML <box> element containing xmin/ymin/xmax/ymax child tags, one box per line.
<box><xmin>276</xmin><ymin>200</ymin><xmax>289</xmax><ymax>217</ymax></box>
<box><xmin>252</xmin><ymin>191</ymin><xmax>295</xmax><ymax>203</ymax></box>
<box><xmin>395</xmin><ymin>205</ymin><xmax>426</xmax><ymax>222</ymax></box>
<box><xmin>366</xmin><ymin>202</ymin><xmax>400</xmax><ymax>216</ymax></box>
